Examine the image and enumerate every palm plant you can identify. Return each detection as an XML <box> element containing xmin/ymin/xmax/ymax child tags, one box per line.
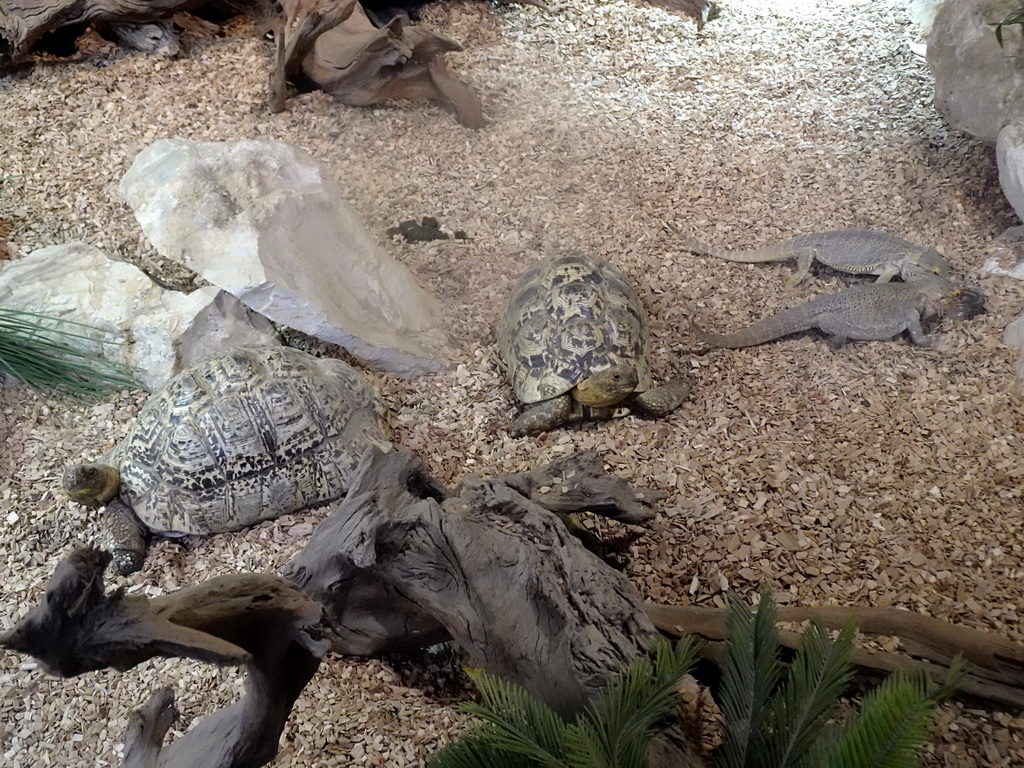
<box><xmin>992</xmin><ymin>3</ymin><xmax>1024</xmax><ymax>48</ymax></box>
<box><xmin>429</xmin><ymin>592</ymin><xmax>962</xmax><ymax>768</ymax></box>
<box><xmin>0</xmin><ymin>308</ymin><xmax>142</xmax><ymax>401</ymax></box>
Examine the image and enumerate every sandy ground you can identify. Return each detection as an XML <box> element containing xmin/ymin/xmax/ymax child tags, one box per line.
<box><xmin>1</xmin><ymin>0</ymin><xmax>1023</xmax><ymax>765</ymax></box>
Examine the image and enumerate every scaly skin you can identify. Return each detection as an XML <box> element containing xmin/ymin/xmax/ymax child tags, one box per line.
<box><xmin>510</xmin><ymin>369</ymin><xmax>693</xmax><ymax>437</ymax></box>
<box><xmin>674</xmin><ymin>227</ymin><xmax>950</xmax><ymax>287</ymax></box>
<box><xmin>692</xmin><ymin>278</ymin><xmax>982</xmax><ymax>349</ymax></box>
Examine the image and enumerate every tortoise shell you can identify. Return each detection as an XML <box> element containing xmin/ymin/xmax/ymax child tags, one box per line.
<box><xmin>107</xmin><ymin>347</ymin><xmax>390</xmax><ymax>535</ymax></box>
<box><xmin>495</xmin><ymin>253</ymin><xmax>654</xmax><ymax>404</ymax></box>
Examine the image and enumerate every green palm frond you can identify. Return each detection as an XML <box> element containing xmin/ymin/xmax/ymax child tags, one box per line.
<box><xmin>453</xmin><ymin>671</ymin><xmax>568</xmax><ymax>768</ymax></box>
<box><xmin>763</xmin><ymin>616</ymin><xmax>857</xmax><ymax>768</ymax></box>
<box><xmin>715</xmin><ymin>591</ymin><xmax>782</xmax><ymax>768</ymax></box>
<box><xmin>430</xmin><ymin>637</ymin><xmax>700</xmax><ymax>768</ymax></box>
<box><xmin>0</xmin><ymin>308</ymin><xmax>142</xmax><ymax>401</ymax></box>
<box><xmin>564</xmin><ymin>636</ymin><xmax>702</xmax><ymax>768</ymax></box>
<box><xmin>428</xmin><ymin>729</ymin><xmax>541</xmax><ymax>768</ymax></box>
<box><xmin>822</xmin><ymin>657</ymin><xmax>964</xmax><ymax>768</ymax></box>
<box><xmin>991</xmin><ymin>6</ymin><xmax>1024</xmax><ymax>48</ymax></box>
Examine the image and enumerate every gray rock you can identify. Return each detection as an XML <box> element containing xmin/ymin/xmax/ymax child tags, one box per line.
<box><xmin>0</xmin><ymin>243</ymin><xmax>280</xmax><ymax>389</ymax></box>
<box><xmin>119</xmin><ymin>139</ymin><xmax>448</xmax><ymax>377</ymax></box>
<box><xmin>1004</xmin><ymin>310</ymin><xmax>1024</xmax><ymax>391</ymax></box>
<box><xmin>176</xmin><ymin>290</ymin><xmax>283</xmax><ymax>371</ymax></box>
<box><xmin>997</xmin><ymin>121</ymin><xmax>1024</xmax><ymax>221</ymax></box>
<box><xmin>927</xmin><ymin>0</ymin><xmax>1024</xmax><ymax>142</ymax></box>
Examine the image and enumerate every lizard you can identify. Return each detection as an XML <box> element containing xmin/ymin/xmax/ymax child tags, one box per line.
<box><xmin>668</xmin><ymin>225</ymin><xmax>950</xmax><ymax>288</ymax></box>
<box><xmin>691</xmin><ymin>277</ymin><xmax>985</xmax><ymax>350</ymax></box>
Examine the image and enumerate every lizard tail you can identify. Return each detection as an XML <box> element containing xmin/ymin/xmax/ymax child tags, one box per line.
<box><xmin>667</xmin><ymin>224</ymin><xmax>791</xmax><ymax>264</ymax></box>
<box><xmin>690</xmin><ymin>306</ymin><xmax>814</xmax><ymax>349</ymax></box>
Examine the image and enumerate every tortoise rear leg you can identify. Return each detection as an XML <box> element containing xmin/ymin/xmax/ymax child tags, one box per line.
<box><xmin>632</xmin><ymin>375</ymin><xmax>693</xmax><ymax>418</ymax></box>
<box><xmin>510</xmin><ymin>394</ymin><xmax>574</xmax><ymax>437</ymax></box>
<box><xmin>102</xmin><ymin>499</ymin><xmax>150</xmax><ymax>576</ymax></box>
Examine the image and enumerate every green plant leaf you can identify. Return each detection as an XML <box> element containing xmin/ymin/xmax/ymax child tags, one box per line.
<box><xmin>823</xmin><ymin>658</ymin><xmax>963</xmax><ymax>768</ymax></box>
<box><xmin>0</xmin><ymin>308</ymin><xmax>142</xmax><ymax>401</ymax></box>
<box><xmin>764</xmin><ymin>616</ymin><xmax>857</xmax><ymax>768</ymax></box>
<box><xmin>452</xmin><ymin>671</ymin><xmax>568</xmax><ymax>768</ymax></box>
<box><xmin>714</xmin><ymin>590</ymin><xmax>782</xmax><ymax>768</ymax></box>
<box><xmin>564</xmin><ymin>636</ymin><xmax>702</xmax><ymax>768</ymax></box>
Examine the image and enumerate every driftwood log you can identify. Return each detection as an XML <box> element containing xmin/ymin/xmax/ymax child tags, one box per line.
<box><xmin>285</xmin><ymin>446</ymin><xmax>662</xmax><ymax>718</ymax></box>
<box><xmin>0</xmin><ymin>547</ymin><xmax>329</xmax><ymax>768</ymax></box>
<box><xmin>1</xmin><ymin>0</ymin><xmax>484</xmax><ymax>126</ymax></box>
<box><xmin>648</xmin><ymin>602</ymin><xmax>1024</xmax><ymax>710</ymax></box>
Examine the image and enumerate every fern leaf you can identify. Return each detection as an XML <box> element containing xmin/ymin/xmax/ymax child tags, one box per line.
<box><xmin>564</xmin><ymin>636</ymin><xmax>701</xmax><ymax>768</ymax></box>
<box><xmin>452</xmin><ymin>672</ymin><xmax>568</xmax><ymax>768</ymax></box>
<box><xmin>715</xmin><ymin>591</ymin><xmax>783</xmax><ymax>768</ymax></box>
<box><xmin>823</xmin><ymin>659</ymin><xmax>963</xmax><ymax>768</ymax></box>
<box><xmin>428</xmin><ymin>727</ymin><xmax>542</xmax><ymax>768</ymax></box>
<box><xmin>764</xmin><ymin>616</ymin><xmax>857</xmax><ymax>768</ymax></box>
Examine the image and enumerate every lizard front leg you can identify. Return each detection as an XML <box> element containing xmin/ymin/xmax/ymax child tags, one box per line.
<box><xmin>904</xmin><ymin>312</ymin><xmax>935</xmax><ymax>346</ymax></box>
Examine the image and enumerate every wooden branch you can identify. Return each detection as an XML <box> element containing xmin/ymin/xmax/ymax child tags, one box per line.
<box><xmin>479</xmin><ymin>448</ymin><xmax>666</xmax><ymax>525</ymax></box>
<box><xmin>0</xmin><ymin>0</ymin><xmax>194</xmax><ymax>59</ymax></box>
<box><xmin>647</xmin><ymin>602</ymin><xmax>1024</xmax><ymax>710</ymax></box>
<box><xmin>269</xmin><ymin>0</ymin><xmax>357</xmax><ymax>114</ymax></box>
<box><xmin>289</xmin><ymin>2</ymin><xmax>484</xmax><ymax>128</ymax></box>
<box><xmin>285</xmin><ymin>446</ymin><xmax>659</xmax><ymax>717</ymax></box>
<box><xmin>0</xmin><ymin>546</ymin><xmax>329</xmax><ymax>768</ymax></box>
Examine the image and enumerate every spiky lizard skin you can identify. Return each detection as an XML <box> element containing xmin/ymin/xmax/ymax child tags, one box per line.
<box><xmin>674</xmin><ymin>228</ymin><xmax>950</xmax><ymax>287</ymax></box>
<box><xmin>692</xmin><ymin>278</ymin><xmax>984</xmax><ymax>349</ymax></box>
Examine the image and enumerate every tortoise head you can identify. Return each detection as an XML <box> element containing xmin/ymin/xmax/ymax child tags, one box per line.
<box><xmin>63</xmin><ymin>464</ymin><xmax>120</xmax><ymax>509</ymax></box>
<box><xmin>572</xmin><ymin>364</ymin><xmax>639</xmax><ymax>407</ymax></box>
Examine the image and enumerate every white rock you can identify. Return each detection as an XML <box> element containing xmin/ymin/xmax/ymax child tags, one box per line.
<box><xmin>997</xmin><ymin>121</ymin><xmax>1024</xmax><ymax>221</ymax></box>
<box><xmin>119</xmin><ymin>138</ymin><xmax>448</xmax><ymax>377</ymax></box>
<box><xmin>1004</xmin><ymin>311</ymin><xmax>1024</xmax><ymax>390</ymax></box>
<box><xmin>0</xmin><ymin>243</ymin><xmax>279</xmax><ymax>389</ymax></box>
<box><xmin>927</xmin><ymin>0</ymin><xmax>1024</xmax><ymax>142</ymax></box>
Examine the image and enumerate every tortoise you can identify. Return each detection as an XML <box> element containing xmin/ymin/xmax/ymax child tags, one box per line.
<box><xmin>495</xmin><ymin>253</ymin><xmax>692</xmax><ymax>437</ymax></box>
<box><xmin>63</xmin><ymin>346</ymin><xmax>391</xmax><ymax>575</ymax></box>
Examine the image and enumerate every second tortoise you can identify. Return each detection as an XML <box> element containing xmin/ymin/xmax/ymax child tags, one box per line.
<box><xmin>495</xmin><ymin>253</ymin><xmax>691</xmax><ymax>437</ymax></box>
<box><xmin>63</xmin><ymin>346</ymin><xmax>392</xmax><ymax>575</ymax></box>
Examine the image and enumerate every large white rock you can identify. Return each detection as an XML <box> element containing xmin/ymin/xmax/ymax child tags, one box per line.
<box><xmin>927</xmin><ymin>0</ymin><xmax>1024</xmax><ymax>142</ymax></box>
<box><xmin>997</xmin><ymin>121</ymin><xmax>1024</xmax><ymax>221</ymax></box>
<box><xmin>0</xmin><ymin>243</ymin><xmax>280</xmax><ymax>389</ymax></box>
<box><xmin>119</xmin><ymin>138</ymin><xmax>448</xmax><ymax>377</ymax></box>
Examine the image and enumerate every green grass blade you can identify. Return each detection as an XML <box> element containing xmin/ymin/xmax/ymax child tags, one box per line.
<box><xmin>714</xmin><ymin>591</ymin><xmax>783</xmax><ymax>768</ymax></box>
<box><xmin>764</xmin><ymin>616</ymin><xmax>857</xmax><ymax>768</ymax></box>
<box><xmin>0</xmin><ymin>308</ymin><xmax>143</xmax><ymax>401</ymax></box>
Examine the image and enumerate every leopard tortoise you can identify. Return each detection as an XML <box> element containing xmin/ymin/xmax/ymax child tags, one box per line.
<box><xmin>63</xmin><ymin>346</ymin><xmax>391</xmax><ymax>575</ymax></box>
<box><xmin>495</xmin><ymin>253</ymin><xmax>692</xmax><ymax>437</ymax></box>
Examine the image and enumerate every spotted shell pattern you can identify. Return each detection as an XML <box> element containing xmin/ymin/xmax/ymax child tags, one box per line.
<box><xmin>107</xmin><ymin>347</ymin><xmax>391</xmax><ymax>536</ymax></box>
<box><xmin>495</xmin><ymin>253</ymin><xmax>654</xmax><ymax>404</ymax></box>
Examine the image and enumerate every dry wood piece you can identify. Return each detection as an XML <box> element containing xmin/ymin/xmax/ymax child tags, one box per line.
<box><xmin>298</xmin><ymin>2</ymin><xmax>484</xmax><ymax>128</ymax></box>
<box><xmin>642</xmin><ymin>0</ymin><xmax>716</xmax><ymax>30</ymax></box>
<box><xmin>647</xmin><ymin>602</ymin><xmax>1024</xmax><ymax>710</ymax></box>
<box><xmin>269</xmin><ymin>0</ymin><xmax>358</xmax><ymax>113</ymax></box>
<box><xmin>0</xmin><ymin>547</ymin><xmax>329</xmax><ymax>768</ymax></box>
<box><xmin>285</xmin><ymin>446</ymin><xmax>659</xmax><ymax>717</ymax></box>
<box><xmin>0</xmin><ymin>0</ymin><xmax>188</xmax><ymax>59</ymax></box>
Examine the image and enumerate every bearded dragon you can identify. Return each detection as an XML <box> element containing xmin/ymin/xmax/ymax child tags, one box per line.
<box><xmin>671</xmin><ymin>226</ymin><xmax>950</xmax><ymax>288</ymax></box>
<box><xmin>692</xmin><ymin>278</ymin><xmax>984</xmax><ymax>350</ymax></box>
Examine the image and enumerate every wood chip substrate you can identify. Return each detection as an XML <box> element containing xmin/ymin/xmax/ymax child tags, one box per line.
<box><xmin>1</xmin><ymin>1</ymin><xmax>1023</xmax><ymax>765</ymax></box>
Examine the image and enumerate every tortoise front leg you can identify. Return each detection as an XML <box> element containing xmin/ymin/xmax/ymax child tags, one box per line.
<box><xmin>632</xmin><ymin>375</ymin><xmax>693</xmax><ymax>418</ymax></box>
<box><xmin>102</xmin><ymin>499</ymin><xmax>150</xmax><ymax>576</ymax></box>
<box><xmin>510</xmin><ymin>394</ymin><xmax>574</xmax><ymax>437</ymax></box>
